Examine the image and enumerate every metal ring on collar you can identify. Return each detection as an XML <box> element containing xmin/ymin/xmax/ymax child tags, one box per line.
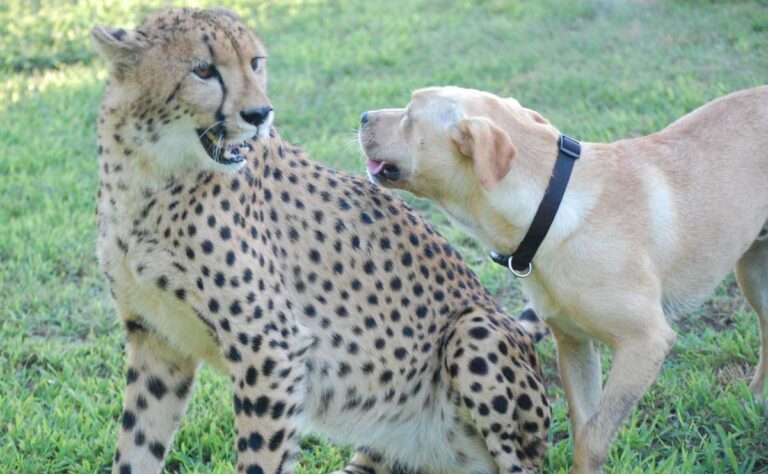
<box><xmin>507</xmin><ymin>257</ymin><xmax>533</xmax><ymax>278</ymax></box>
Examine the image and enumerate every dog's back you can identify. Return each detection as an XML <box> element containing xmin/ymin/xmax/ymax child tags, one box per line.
<box><xmin>612</xmin><ymin>87</ymin><xmax>768</xmax><ymax>307</ymax></box>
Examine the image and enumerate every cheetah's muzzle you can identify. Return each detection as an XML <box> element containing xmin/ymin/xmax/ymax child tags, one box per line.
<box><xmin>197</xmin><ymin>126</ymin><xmax>250</xmax><ymax>165</ymax></box>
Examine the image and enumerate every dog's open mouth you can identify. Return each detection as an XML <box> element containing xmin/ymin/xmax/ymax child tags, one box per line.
<box><xmin>366</xmin><ymin>159</ymin><xmax>402</xmax><ymax>181</ymax></box>
<box><xmin>197</xmin><ymin>127</ymin><xmax>250</xmax><ymax>165</ymax></box>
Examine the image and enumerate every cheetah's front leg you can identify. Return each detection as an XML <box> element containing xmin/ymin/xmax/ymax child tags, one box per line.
<box><xmin>111</xmin><ymin>315</ymin><xmax>199</xmax><ymax>474</ymax></box>
<box><xmin>227</xmin><ymin>340</ymin><xmax>304</xmax><ymax>474</ymax></box>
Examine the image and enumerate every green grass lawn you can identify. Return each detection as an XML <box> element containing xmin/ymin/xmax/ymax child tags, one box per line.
<box><xmin>1</xmin><ymin>0</ymin><xmax>767</xmax><ymax>472</ymax></box>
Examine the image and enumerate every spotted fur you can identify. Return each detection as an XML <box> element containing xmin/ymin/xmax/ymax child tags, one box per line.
<box><xmin>94</xmin><ymin>8</ymin><xmax>549</xmax><ymax>474</ymax></box>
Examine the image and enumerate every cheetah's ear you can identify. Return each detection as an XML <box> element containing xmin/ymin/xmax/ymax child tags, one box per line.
<box><xmin>210</xmin><ymin>8</ymin><xmax>241</xmax><ymax>21</ymax></box>
<box><xmin>451</xmin><ymin>117</ymin><xmax>516</xmax><ymax>191</ymax></box>
<box><xmin>91</xmin><ymin>25</ymin><xmax>147</xmax><ymax>79</ymax></box>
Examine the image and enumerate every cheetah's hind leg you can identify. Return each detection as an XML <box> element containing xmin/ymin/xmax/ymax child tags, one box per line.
<box><xmin>443</xmin><ymin>308</ymin><xmax>551</xmax><ymax>474</ymax></box>
<box><xmin>332</xmin><ymin>450</ymin><xmax>389</xmax><ymax>474</ymax></box>
<box><xmin>334</xmin><ymin>449</ymin><xmax>419</xmax><ymax>474</ymax></box>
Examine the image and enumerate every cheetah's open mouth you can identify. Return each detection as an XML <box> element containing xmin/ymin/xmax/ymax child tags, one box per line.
<box><xmin>197</xmin><ymin>127</ymin><xmax>250</xmax><ymax>165</ymax></box>
<box><xmin>366</xmin><ymin>159</ymin><xmax>402</xmax><ymax>182</ymax></box>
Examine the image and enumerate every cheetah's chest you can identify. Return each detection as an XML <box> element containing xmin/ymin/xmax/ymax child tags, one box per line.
<box><xmin>98</xmin><ymin>232</ymin><xmax>224</xmax><ymax>368</ymax></box>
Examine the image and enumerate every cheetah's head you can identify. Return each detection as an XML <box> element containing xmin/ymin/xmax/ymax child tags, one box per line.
<box><xmin>93</xmin><ymin>8</ymin><xmax>272</xmax><ymax>174</ymax></box>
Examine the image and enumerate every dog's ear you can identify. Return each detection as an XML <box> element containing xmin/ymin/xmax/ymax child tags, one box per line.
<box><xmin>451</xmin><ymin>117</ymin><xmax>516</xmax><ymax>190</ymax></box>
<box><xmin>91</xmin><ymin>25</ymin><xmax>148</xmax><ymax>80</ymax></box>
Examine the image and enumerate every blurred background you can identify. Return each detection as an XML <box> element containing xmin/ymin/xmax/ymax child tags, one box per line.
<box><xmin>1</xmin><ymin>0</ymin><xmax>767</xmax><ymax>472</ymax></box>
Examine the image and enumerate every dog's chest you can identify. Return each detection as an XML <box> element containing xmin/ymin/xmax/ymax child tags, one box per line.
<box><xmin>521</xmin><ymin>277</ymin><xmax>558</xmax><ymax>316</ymax></box>
<box><xmin>521</xmin><ymin>276</ymin><xmax>593</xmax><ymax>337</ymax></box>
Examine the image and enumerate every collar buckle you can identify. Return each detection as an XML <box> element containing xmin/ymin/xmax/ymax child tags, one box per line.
<box><xmin>559</xmin><ymin>134</ymin><xmax>581</xmax><ymax>160</ymax></box>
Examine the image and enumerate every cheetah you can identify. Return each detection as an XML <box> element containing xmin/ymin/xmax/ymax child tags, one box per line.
<box><xmin>93</xmin><ymin>9</ymin><xmax>550</xmax><ymax>474</ymax></box>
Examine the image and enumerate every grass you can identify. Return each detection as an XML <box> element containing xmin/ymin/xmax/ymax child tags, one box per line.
<box><xmin>1</xmin><ymin>0</ymin><xmax>767</xmax><ymax>472</ymax></box>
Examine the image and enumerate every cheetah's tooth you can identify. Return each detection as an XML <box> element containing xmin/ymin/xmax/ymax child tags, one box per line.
<box><xmin>239</xmin><ymin>146</ymin><xmax>249</xmax><ymax>154</ymax></box>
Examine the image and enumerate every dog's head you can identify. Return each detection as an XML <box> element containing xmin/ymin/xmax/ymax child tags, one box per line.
<box><xmin>359</xmin><ymin>86</ymin><xmax>558</xmax><ymax>240</ymax></box>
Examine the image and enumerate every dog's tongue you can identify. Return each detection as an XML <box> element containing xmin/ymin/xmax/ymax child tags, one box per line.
<box><xmin>366</xmin><ymin>159</ymin><xmax>388</xmax><ymax>175</ymax></box>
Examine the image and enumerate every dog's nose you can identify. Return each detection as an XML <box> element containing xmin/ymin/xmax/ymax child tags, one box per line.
<box><xmin>241</xmin><ymin>106</ymin><xmax>273</xmax><ymax>127</ymax></box>
<box><xmin>360</xmin><ymin>111</ymin><xmax>369</xmax><ymax>125</ymax></box>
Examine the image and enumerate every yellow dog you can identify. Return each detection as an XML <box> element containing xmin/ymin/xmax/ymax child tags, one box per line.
<box><xmin>359</xmin><ymin>86</ymin><xmax>768</xmax><ymax>473</ymax></box>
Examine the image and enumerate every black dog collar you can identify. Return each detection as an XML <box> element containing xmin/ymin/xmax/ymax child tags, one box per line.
<box><xmin>489</xmin><ymin>134</ymin><xmax>581</xmax><ymax>277</ymax></box>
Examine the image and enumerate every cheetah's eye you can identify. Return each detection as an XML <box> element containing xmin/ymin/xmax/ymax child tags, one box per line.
<box><xmin>250</xmin><ymin>56</ymin><xmax>264</xmax><ymax>72</ymax></box>
<box><xmin>193</xmin><ymin>63</ymin><xmax>218</xmax><ymax>80</ymax></box>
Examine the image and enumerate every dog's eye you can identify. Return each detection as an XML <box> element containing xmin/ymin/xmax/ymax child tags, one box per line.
<box><xmin>193</xmin><ymin>63</ymin><xmax>218</xmax><ymax>80</ymax></box>
<box><xmin>250</xmin><ymin>56</ymin><xmax>264</xmax><ymax>72</ymax></box>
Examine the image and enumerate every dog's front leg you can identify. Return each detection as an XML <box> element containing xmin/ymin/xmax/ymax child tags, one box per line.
<box><xmin>571</xmin><ymin>310</ymin><xmax>676</xmax><ymax>474</ymax></box>
<box><xmin>550</xmin><ymin>325</ymin><xmax>601</xmax><ymax>434</ymax></box>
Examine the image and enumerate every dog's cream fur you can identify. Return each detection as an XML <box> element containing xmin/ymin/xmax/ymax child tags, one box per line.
<box><xmin>359</xmin><ymin>86</ymin><xmax>768</xmax><ymax>473</ymax></box>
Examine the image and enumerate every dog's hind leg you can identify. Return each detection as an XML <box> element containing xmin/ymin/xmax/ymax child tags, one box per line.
<box><xmin>735</xmin><ymin>237</ymin><xmax>768</xmax><ymax>401</ymax></box>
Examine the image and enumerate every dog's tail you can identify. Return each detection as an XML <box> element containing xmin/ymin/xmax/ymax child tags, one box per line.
<box><xmin>517</xmin><ymin>306</ymin><xmax>549</xmax><ymax>342</ymax></box>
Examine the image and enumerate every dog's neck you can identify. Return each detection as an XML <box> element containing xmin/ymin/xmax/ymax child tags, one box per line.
<box><xmin>477</xmin><ymin>134</ymin><xmax>609</xmax><ymax>260</ymax></box>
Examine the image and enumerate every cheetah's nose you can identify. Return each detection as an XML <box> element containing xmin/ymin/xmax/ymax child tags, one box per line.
<box><xmin>241</xmin><ymin>106</ymin><xmax>273</xmax><ymax>127</ymax></box>
<box><xmin>360</xmin><ymin>111</ymin><xmax>369</xmax><ymax>125</ymax></box>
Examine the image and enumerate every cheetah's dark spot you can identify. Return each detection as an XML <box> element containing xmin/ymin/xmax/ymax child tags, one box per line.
<box><xmin>121</xmin><ymin>410</ymin><xmax>136</xmax><ymax>430</ymax></box>
<box><xmin>469</xmin><ymin>357</ymin><xmax>488</xmax><ymax>375</ymax></box>
<box><xmin>517</xmin><ymin>393</ymin><xmax>533</xmax><ymax>411</ymax></box>
<box><xmin>149</xmin><ymin>441</ymin><xmax>165</xmax><ymax>460</ymax></box>
<box><xmin>146</xmin><ymin>376</ymin><xmax>168</xmax><ymax>399</ymax></box>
